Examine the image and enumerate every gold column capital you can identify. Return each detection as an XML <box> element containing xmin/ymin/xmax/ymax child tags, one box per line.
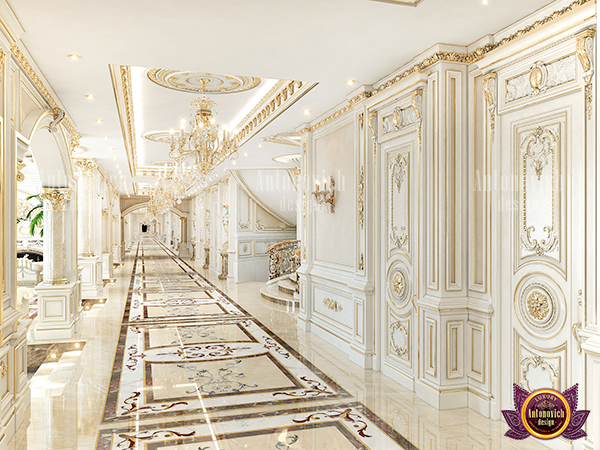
<box><xmin>74</xmin><ymin>158</ymin><xmax>97</xmax><ymax>176</ymax></box>
<box><xmin>41</xmin><ymin>188</ymin><xmax>72</xmax><ymax>211</ymax></box>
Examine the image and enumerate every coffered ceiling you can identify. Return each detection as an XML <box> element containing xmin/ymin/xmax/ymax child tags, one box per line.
<box><xmin>7</xmin><ymin>0</ymin><xmax>553</xmax><ymax>196</ymax></box>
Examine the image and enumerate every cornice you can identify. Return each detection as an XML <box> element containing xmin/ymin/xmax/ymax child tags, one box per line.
<box><xmin>300</xmin><ymin>0</ymin><xmax>594</xmax><ymax>134</ymax></box>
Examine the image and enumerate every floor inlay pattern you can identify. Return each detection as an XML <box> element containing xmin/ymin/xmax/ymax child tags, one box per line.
<box><xmin>98</xmin><ymin>238</ymin><xmax>417</xmax><ymax>449</ymax></box>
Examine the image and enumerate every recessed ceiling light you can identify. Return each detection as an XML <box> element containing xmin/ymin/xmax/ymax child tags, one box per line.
<box><xmin>68</xmin><ymin>54</ymin><xmax>81</xmax><ymax>61</ymax></box>
<box><xmin>258</xmin><ymin>144</ymin><xmax>263</xmax><ymax>148</ymax></box>
<box><xmin>482</xmin><ymin>0</ymin><xmax>488</xmax><ymax>3</ymax></box>
<box><xmin>109</xmin><ymin>147</ymin><xmax>114</xmax><ymax>151</ymax></box>
<box><xmin>232</xmin><ymin>161</ymin><xmax>236</xmax><ymax>165</ymax></box>
<box><xmin>112</xmin><ymin>157</ymin><xmax>117</xmax><ymax>161</ymax></box>
<box><xmin>103</xmin><ymin>136</ymin><xmax>109</xmax><ymax>139</ymax></box>
<box><xmin>346</xmin><ymin>79</ymin><xmax>355</xmax><ymax>86</ymax></box>
<box><xmin>85</xmin><ymin>94</ymin><xmax>95</xmax><ymax>100</ymax></box>
<box><xmin>96</xmin><ymin>119</ymin><xmax>103</xmax><ymax>124</ymax></box>
<box><xmin>115</xmin><ymin>165</ymin><xmax>120</xmax><ymax>168</ymax></box>
<box><xmin>303</xmin><ymin>110</ymin><xmax>311</xmax><ymax>115</ymax></box>
<box><xmin>244</xmin><ymin>153</ymin><xmax>248</xmax><ymax>157</ymax></box>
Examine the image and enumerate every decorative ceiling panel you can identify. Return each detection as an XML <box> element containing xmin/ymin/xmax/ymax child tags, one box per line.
<box><xmin>147</xmin><ymin>69</ymin><xmax>262</xmax><ymax>94</ymax></box>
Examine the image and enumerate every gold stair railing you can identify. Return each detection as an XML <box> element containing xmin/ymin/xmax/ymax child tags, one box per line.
<box><xmin>266</xmin><ymin>240</ymin><xmax>300</xmax><ymax>281</ymax></box>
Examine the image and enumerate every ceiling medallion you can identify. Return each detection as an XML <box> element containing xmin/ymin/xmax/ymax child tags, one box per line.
<box><xmin>143</xmin><ymin>131</ymin><xmax>190</xmax><ymax>144</ymax></box>
<box><xmin>369</xmin><ymin>0</ymin><xmax>424</xmax><ymax>6</ymax></box>
<box><xmin>273</xmin><ymin>154</ymin><xmax>301</xmax><ymax>165</ymax></box>
<box><xmin>147</xmin><ymin>69</ymin><xmax>261</xmax><ymax>94</ymax></box>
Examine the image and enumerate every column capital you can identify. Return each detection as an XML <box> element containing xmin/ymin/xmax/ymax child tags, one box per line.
<box><xmin>41</xmin><ymin>188</ymin><xmax>72</xmax><ymax>211</ymax></box>
<box><xmin>74</xmin><ymin>158</ymin><xmax>97</xmax><ymax>176</ymax></box>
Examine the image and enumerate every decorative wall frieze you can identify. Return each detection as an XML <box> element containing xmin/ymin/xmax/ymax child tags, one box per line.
<box><xmin>41</xmin><ymin>188</ymin><xmax>72</xmax><ymax>212</ymax></box>
<box><xmin>382</xmin><ymin>106</ymin><xmax>416</xmax><ymax>135</ymax></box>
<box><xmin>505</xmin><ymin>54</ymin><xmax>577</xmax><ymax>103</ymax></box>
<box><xmin>120</xmin><ymin>65</ymin><xmax>137</xmax><ymax>175</ymax></box>
<box><xmin>482</xmin><ymin>73</ymin><xmax>497</xmax><ymax>143</ymax></box>
<box><xmin>575</xmin><ymin>28</ymin><xmax>595</xmax><ymax>120</ymax></box>
<box><xmin>74</xmin><ymin>159</ymin><xmax>97</xmax><ymax>177</ymax></box>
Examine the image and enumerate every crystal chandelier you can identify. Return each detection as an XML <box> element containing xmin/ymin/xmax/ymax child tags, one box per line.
<box><xmin>146</xmin><ymin>82</ymin><xmax>238</xmax><ymax>221</ymax></box>
<box><xmin>168</xmin><ymin>82</ymin><xmax>239</xmax><ymax>184</ymax></box>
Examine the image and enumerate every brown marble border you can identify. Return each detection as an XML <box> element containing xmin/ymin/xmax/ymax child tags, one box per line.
<box><xmin>95</xmin><ymin>401</ymin><xmax>418</xmax><ymax>450</ymax></box>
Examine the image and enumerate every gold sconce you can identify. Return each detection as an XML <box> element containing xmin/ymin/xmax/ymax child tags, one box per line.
<box><xmin>312</xmin><ymin>176</ymin><xmax>335</xmax><ymax>212</ymax></box>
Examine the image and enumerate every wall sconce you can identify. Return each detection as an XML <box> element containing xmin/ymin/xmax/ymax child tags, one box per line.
<box><xmin>312</xmin><ymin>176</ymin><xmax>335</xmax><ymax>213</ymax></box>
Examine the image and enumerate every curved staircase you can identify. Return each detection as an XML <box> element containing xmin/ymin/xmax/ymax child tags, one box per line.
<box><xmin>260</xmin><ymin>273</ymin><xmax>299</xmax><ymax>310</ymax></box>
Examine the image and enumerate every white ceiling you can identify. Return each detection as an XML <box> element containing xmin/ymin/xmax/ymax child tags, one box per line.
<box><xmin>7</xmin><ymin>0</ymin><xmax>554</xmax><ymax>195</ymax></box>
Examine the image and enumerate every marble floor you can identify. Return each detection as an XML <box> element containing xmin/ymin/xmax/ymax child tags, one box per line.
<box><xmin>8</xmin><ymin>238</ymin><xmax>550</xmax><ymax>450</ymax></box>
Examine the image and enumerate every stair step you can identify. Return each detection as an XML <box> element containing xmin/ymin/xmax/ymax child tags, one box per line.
<box><xmin>278</xmin><ymin>278</ymin><xmax>297</xmax><ymax>296</ymax></box>
<box><xmin>260</xmin><ymin>285</ymin><xmax>299</xmax><ymax>309</ymax></box>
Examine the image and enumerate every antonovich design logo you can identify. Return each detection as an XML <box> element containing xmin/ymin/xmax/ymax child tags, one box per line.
<box><xmin>502</xmin><ymin>384</ymin><xmax>589</xmax><ymax>440</ymax></box>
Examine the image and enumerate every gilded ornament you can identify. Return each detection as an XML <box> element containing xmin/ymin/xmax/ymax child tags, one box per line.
<box><xmin>523</xmin><ymin>127</ymin><xmax>555</xmax><ymax>181</ymax></box>
<box><xmin>390</xmin><ymin>321</ymin><xmax>409</xmax><ymax>358</ymax></box>
<box><xmin>368</xmin><ymin>112</ymin><xmax>377</xmax><ymax>162</ymax></box>
<box><xmin>49</xmin><ymin>107</ymin><xmax>65</xmax><ymax>132</ymax></box>
<box><xmin>411</xmin><ymin>89</ymin><xmax>423</xmax><ymax>152</ymax></box>
<box><xmin>0</xmin><ymin>49</ymin><xmax>5</xmax><ymax>83</ymax></box>
<box><xmin>482</xmin><ymin>73</ymin><xmax>497</xmax><ymax>143</ymax></box>
<box><xmin>526</xmin><ymin>290</ymin><xmax>550</xmax><ymax>321</ymax></box>
<box><xmin>392</xmin><ymin>272</ymin><xmax>405</xmax><ymax>297</ymax></box>
<box><xmin>74</xmin><ymin>159</ymin><xmax>97</xmax><ymax>176</ymax></box>
<box><xmin>41</xmin><ymin>188</ymin><xmax>72</xmax><ymax>212</ymax></box>
<box><xmin>576</xmin><ymin>29</ymin><xmax>595</xmax><ymax>120</ymax></box>
<box><xmin>358</xmin><ymin>253</ymin><xmax>365</xmax><ymax>271</ymax></box>
<box><xmin>323</xmin><ymin>298</ymin><xmax>343</xmax><ymax>312</ymax></box>
<box><xmin>16</xmin><ymin>159</ymin><xmax>26</xmax><ymax>182</ymax></box>
<box><xmin>71</xmin><ymin>132</ymin><xmax>81</xmax><ymax>152</ymax></box>
<box><xmin>0</xmin><ymin>361</ymin><xmax>6</xmax><ymax>379</ymax></box>
<box><xmin>358</xmin><ymin>166</ymin><xmax>365</xmax><ymax>229</ymax></box>
<box><xmin>147</xmin><ymin>69</ymin><xmax>261</xmax><ymax>94</ymax></box>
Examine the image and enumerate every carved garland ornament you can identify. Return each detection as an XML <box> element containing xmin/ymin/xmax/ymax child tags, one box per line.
<box><xmin>358</xmin><ymin>166</ymin><xmax>365</xmax><ymax>229</ymax></box>
<box><xmin>411</xmin><ymin>89</ymin><xmax>423</xmax><ymax>152</ymax></box>
<box><xmin>0</xmin><ymin>361</ymin><xmax>6</xmax><ymax>379</ymax></box>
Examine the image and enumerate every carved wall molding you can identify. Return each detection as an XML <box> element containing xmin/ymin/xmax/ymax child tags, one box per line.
<box><xmin>520</xmin><ymin>355</ymin><xmax>559</xmax><ymax>391</ymax></box>
<box><xmin>16</xmin><ymin>158</ymin><xmax>26</xmax><ymax>182</ymax></box>
<box><xmin>411</xmin><ymin>89</ymin><xmax>423</xmax><ymax>152</ymax></box>
<box><xmin>382</xmin><ymin>106</ymin><xmax>416</xmax><ymax>135</ymax></box>
<box><xmin>368</xmin><ymin>112</ymin><xmax>378</xmax><ymax>162</ymax></box>
<box><xmin>49</xmin><ymin>107</ymin><xmax>65</xmax><ymax>132</ymax></box>
<box><xmin>387</xmin><ymin>264</ymin><xmax>411</xmax><ymax>309</ymax></box>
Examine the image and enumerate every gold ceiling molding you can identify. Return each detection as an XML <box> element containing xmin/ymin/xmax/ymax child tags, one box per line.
<box><xmin>147</xmin><ymin>69</ymin><xmax>261</xmax><ymax>94</ymax></box>
<box><xmin>236</xmin><ymin>80</ymin><xmax>317</xmax><ymax>145</ymax></box>
<box><xmin>120</xmin><ymin>65</ymin><xmax>137</xmax><ymax>176</ymax></box>
<box><xmin>235</xmin><ymin>80</ymin><xmax>286</xmax><ymax>130</ymax></box>
<box><xmin>300</xmin><ymin>0</ymin><xmax>593</xmax><ymax>134</ymax></box>
<box><xmin>10</xmin><ymin>44</ymin><xmax>77</xmax><ymax>136</ymax></box>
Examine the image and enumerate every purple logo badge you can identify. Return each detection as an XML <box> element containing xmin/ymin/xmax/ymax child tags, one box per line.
<box><xmin>502</xmin><ymin>383</ymin><xmax>589</xmax><ymax>440</ymax></box>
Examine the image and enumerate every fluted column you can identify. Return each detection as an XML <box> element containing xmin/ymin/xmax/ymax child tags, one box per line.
<box><xmin>40</xmin><ymin>188</ymin><xmax>72</xmax><ymax>285</ymax></box>
<box><xmin>75</xmin><ymin>159</ymin><xmax>96</xmax><ymax>256</ymax></box>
